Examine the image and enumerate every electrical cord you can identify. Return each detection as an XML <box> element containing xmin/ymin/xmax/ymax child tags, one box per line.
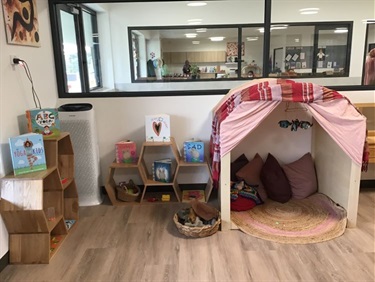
<box><xmin>14</xmin><ymin>58</ymin><xmax>42</xmax><ymax>109</ymax></box>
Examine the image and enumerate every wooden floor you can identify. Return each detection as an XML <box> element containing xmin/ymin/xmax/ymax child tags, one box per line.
<box><xmin>1</xmin><ymin>188</ymin><xmax>374</xmax><ymax>282</ymax></box>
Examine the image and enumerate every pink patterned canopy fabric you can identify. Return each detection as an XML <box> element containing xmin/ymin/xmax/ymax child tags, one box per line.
<box><xmin>210</xmin><ymin>79</ymin><xmax>367</xmax><ymax>185</ymax></box>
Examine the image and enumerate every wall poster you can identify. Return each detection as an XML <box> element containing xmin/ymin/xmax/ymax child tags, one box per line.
<box><xmin>2</xmin><ymin>0</ymin><xmax>41</xmax><ymax>47</ymax></box>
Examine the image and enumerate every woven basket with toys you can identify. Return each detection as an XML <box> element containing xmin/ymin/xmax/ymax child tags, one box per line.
<box><xmin>174</xmin><ymin>199</ymin><xmax>220</xmax><ymax>237</ymax></box>
<box><xmin>116</xmin><ymin>179</ymin><xmax>140</xmax><ymax>202</ymax></box>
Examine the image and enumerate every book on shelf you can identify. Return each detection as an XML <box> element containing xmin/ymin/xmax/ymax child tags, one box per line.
<box><xmin>25</xmin><ymin>108</ymin><xmax>60</xmax><ymax>138</ymax></box>
<box><xmin>182</xmin><ymin>190</ymin><xmax>205</xmax><ymax>203</ymax></box>
<box><xmin>152</xmin><ymin>158</ymin><xmax>172</xmax><ymax>183</ymax></box>
<box><xmin>145</xmin><ymin>114</ymin><xmax>171</xmax><ymax>142</ymax></box>
<box><xmin>183</xmin><ymin>139</ymin><xmax>204</xmax><ymax>162</ymax></box>
<box><xmin>115</xmin><ymin>140</ymin><xmax>137</xmax><ymax>163</ymax></box>
<box><xmin>9</xmin><ymin>133</ymin><xmax>47</xmax><ymax>176</ymax></box>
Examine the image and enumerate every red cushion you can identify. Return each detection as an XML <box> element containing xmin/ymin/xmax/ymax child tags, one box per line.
<box><xmin>231</xmin><ymin>196</ymin><xmax>256</xmax><ymax>211</ymax></box>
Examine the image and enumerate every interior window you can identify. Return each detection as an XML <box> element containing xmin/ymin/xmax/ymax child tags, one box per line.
<box><xmin>54</xmin><ymin>3</ymin><xmax>101</xmax><ymax>93</ymax></box>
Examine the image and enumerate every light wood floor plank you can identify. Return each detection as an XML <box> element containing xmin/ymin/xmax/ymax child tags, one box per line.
<box><xmin>0</xmin><ymin>189</ymin><xmax>374</xmax><ymax>282</ymax></box>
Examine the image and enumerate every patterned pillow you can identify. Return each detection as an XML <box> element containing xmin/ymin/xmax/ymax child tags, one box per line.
<box><xmin>238</xmin><ymin>184</ymin><xmax>263</xmax><ymax>205</ymax></box>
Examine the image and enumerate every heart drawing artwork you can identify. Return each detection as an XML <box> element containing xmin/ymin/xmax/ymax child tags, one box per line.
<box><xmin>145</xmin><ymin>114</ymin><xmax>171</xmax><ymax>141</ymax></box>
<box><xmin>153</xmin><ymin>121</ymin><xmax>162</xmax><ymax>136</ymax></box>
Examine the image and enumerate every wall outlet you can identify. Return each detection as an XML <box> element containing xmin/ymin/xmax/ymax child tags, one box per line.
<box><xmin>10</xmin><ymin>55</ymin><xmax>19</xmax><ymax>65</ymax></box>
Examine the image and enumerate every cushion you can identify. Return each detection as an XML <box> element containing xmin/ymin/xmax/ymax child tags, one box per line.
<box><xmin>230</xmin><ymin>196</ymin><xmax>256</xmax><ymax>211</ymax></box>
<box><xmin>236</xmin><ymin>153</ymin><xmax>268</xmax><ymax>201</ymax></box>
<box><xmin>282</xmin><ymin>152</ymin><xmax>318</xmax><ymax>199</ymax></box>
<box><xmin>230</xmin><ymin>154</ymin><xmax>249</xmax><ymax>181</ymax></box>
<box><xmin>260</xmin><ymin>153</ymin><xmax>291</xmax><ymax>203</ymax></box>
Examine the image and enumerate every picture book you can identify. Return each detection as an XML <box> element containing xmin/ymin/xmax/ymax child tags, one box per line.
<box><xmin>145</xmin><ymin>114</ymin><xmax>171</xmax><ymax>142</ymax></box>
<box><xmin>152</xmin><ymin>158</ymin><xmax>172</xmax><ymax>183</ymax></box>
<box><xmin>184</xmin><ymin>139</ymin><xmax>204</xmax><ymax>162</ymax></box>
<box><xmin>115</xmin><ymin>140</ymin><xmax>137</xmax><ymax>163</ymax></box>
<box><xmin>26</xmin><ymin>108</ymin><xmax>60</xmax><ymax>138</ymax></box>
<box><xmin>9</xmin><ymin>133</ymin><xmax>47</xmax><ymax>176</ymax></box>
<box><xmin>182</xmin><ymin>190</ymin><xmax>205</xmax><ymax>203</ymax></box>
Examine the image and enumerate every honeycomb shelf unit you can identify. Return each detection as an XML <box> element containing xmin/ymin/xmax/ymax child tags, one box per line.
<box><xmin>105</xmin><ymin>137</ymin><xmax>213</xmax><ymax>205</ymax></box>
<box><xmin>0</xmin><ymin>132</ymin><xmax>78</xmax><ymax>264</ymax></box>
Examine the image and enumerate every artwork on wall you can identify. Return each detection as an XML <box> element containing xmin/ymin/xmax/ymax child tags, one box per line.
<box><xmin>2</xmin><ymin>0</ymin><xmax>41</xmax><ymax>47</ymax></box>
<box><xmin>226</xmin><ymin>42</ymin><xmax>245</xmax><ymax>57</ymax></box>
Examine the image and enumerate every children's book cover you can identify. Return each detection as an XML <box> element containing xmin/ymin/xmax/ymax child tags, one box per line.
<box><xmin>145</xmin><ymin>114</ymin><xmax>171</xmax><ymax>142</ymax></box>
<box><xmin>184</xmin><ymin>140</ymin><xmax>204</xmax><ymax>162</ymax></box>
<box><xmin>9</xmin><ymin>133</ymin><xmax>47</xmax><ymax>176</ymax></box>
<box><xmin>26</xmin><ymin>108</ymin><xmax>60</xmax><ymax>138</ymax></box>
<box><xmin>182</xmin><ymin>190</ymin><xmax>205</xmax><ymax>202</ymax></box>
<box><xmin>152</xmin><ymin>158</ymin><xmax>172</xmax><ymax>183</ymax></box>
<box><xmin>115</xmin><ymin>140</ymin><xmax>137</xmax><ymax>163</ymax></box>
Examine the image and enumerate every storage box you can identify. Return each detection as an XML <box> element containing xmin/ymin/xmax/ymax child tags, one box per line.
<box><xmin>184</xmin><ymin>140</ymin><xmax>204</xmax><ymax>162</ymax></box>
<box><xmin>115</xmin><ymin>140</ymin><xmax>137</xmax><ymax>163</ymax></box>
<box><xmin>145</xmin><ymin>114</ymin><xmax>171</xmax><ymax>142</ymax></box>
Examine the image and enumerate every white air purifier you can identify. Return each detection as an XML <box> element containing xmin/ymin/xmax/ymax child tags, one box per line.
<box><xmin>58</xmin><ymin>103</ymin><xmax>103</xmax><ymax>206</ymax></box>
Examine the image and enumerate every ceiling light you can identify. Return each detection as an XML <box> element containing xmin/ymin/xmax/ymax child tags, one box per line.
<box><xmin>185</xmin><ymin>33</ymin><xmax>197</xmax><ymax>38</ymax></box>
<box><xmin>192</xmin><ymin>41</ymin><xmax>200</xmax><ymax>44</ymax></box>
<box><xmin>258</xmin><ymin>28</ymin><xmax>264</xmax><ymax>33</ymax></box>
<box><xmin>271</xmin><ymin>24</ymin><xmax>288</xmax><ymax>30</ymax></box>
<box><xmin>334</xmin><ymin>28</ymin><xmax>348</xmax><ymax>33</ymax></box>
<box><xmin>295</xmin><ymin>38</ymin><xmax>300</xmax><ymax>43</ymax></box>
<box><xmin>299</xmin><ymin>8</ymin><xmax>319</xmax><ymax>15</ymax></box>
<box><xmin>246</xmin><ymin>36</ymin><xmax>259</xmax><ymax>41</ymax></box>
<box><xmin>209</xmin><ymin>36</ymin><xmax>225</xmax><ymax>41</ymax></box>
<box><xmin>188</xmin><ymin>18</ymin><xmax>202</xmax><ymax>22</ymax></box>
<box><xmin>187</xmin><ymin>2</ymin><xmax>207</xmax><ymax>7</ymax></box>
<box><xmin>196</xmin><ymin>28</ymin><xmax>207</xmax><ymax>33</ymax></box>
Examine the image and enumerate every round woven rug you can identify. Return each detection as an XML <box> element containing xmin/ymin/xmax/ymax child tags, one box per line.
<box><xmin>231</xmin><ymin>193</ymin><xmax>347</xmax><ymax>244</ymax></box>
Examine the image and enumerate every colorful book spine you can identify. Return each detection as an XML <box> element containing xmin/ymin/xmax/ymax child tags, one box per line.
<box><xmin>25</xmin><ymin>108</ymin><xmax>60</xmax><ymax>138</ymax></box>
<box><xmin>115</xmin><ymin>141</ymin><xmax>137</xmax><ymax>163</ymax></box>
<box><xmin>184</xmin><ymin>140</ymin><xmax>204</xmax><ymax>162</ymax></box>
<box><xmin>9</xmin><ymin>133</ymin><xmax>47</xmax><ymax>176</ymax></box>
<box><xmin>152</xmin><ymin>158</ymin><xmax>172</xmax><ymax>183</ymax></box>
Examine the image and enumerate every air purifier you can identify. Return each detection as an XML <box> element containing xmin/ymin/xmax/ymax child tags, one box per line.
<box><xmin>58</xmin><ymin>103</ymin><xmax>103</xmax><ymax>206</ymax></box>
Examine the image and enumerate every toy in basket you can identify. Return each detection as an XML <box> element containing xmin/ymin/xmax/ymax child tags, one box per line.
<box><xmin>174</xmin><ymin>199</ymin><xmax>220</xmax><ymax>237</ymax></box>
<box><xmin>116</xmin><ymin>179</ymin><xmax>140</xmax><ymax>202</ymax></box>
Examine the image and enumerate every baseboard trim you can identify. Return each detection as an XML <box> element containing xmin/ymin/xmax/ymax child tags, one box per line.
<box><xmin>360</xmin><ymin>179</ymin><xmax>375</xmax><ymax>189</ymax></box>
<box><xmin>0</xmin><ymin>251</ymin><xmax>9</xmax><ymax>272</ymax></box>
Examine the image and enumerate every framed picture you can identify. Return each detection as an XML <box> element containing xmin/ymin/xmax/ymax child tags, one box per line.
<box><xmin>226</xmin><ymin>42</ymin><xmax>245</xmax><ymax>56</ymax></box>
<box><xmin>369</xmin><ymin>43</ymin><xmax>375</xmax><ymax>53</ymax></box>
<box><xmin>2</xmin><ymin>0</ymin><xmax>41</xmax><ymax>47</ymax></box>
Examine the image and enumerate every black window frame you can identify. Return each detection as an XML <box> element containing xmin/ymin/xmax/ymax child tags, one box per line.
<box><xmin>50</xmin><ymin>2</ymin><xmax>102</xmax><ymax>95</ymax></box>
<box><xmin>49</xmin><ymin>0</ymin><xmax>375</xmax><ymax>98</ymax></box>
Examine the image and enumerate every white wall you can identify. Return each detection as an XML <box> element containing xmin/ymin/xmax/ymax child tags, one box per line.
<box><xmin>0</xmin><ymin>0</ymin><xmax>374</xmax><ymax>263</ymax></box>
<box><xmin>0</xmin><ymin>0</ymin><xmax>59</xmax><ymax>260</ymax></box>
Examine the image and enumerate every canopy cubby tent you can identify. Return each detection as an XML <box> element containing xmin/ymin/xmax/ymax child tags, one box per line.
<box><xmin>210</xmin><ymin>79</ymin><xmax>367</xmax><ymax>231</ymax></box>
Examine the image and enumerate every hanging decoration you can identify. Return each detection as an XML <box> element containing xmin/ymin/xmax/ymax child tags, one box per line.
<box><xmin>278</xmin><ymin>119</ymin><xmax>313</xmax><ymax>131</ymax></box>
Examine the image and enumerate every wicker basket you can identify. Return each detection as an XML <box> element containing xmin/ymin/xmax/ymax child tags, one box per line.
<box><xmin>173</xmin><ymin>212</ymin><xmax>221</xmax><ymax>237</ymax></box>
<box><xmin>116</xmin><ymin>180</ymin><xmax>140</xmax><ymax>202</ymax></box>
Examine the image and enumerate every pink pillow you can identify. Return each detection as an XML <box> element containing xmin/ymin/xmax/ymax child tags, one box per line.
<box><xmin>282</xmin><ymin>153</ymin><xmax>318</xmax><ymax>199</ymax></box>
<box><xmin>236</xmin><ymin>153</ymin><xmax>268</xmax><ymax>201</ymax></box>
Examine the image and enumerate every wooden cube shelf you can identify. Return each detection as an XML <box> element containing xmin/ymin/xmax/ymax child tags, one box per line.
<box><xmin>0</xmin><ymin>132</ymin><xmax>78</xmax><ymax>264</ymax></box>
<box><xmin>105</xmin><ymin>137</ymin><xmax>213</xmax><ymax>205</ymax></box>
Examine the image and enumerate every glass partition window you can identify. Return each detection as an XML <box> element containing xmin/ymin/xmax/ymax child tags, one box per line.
<box><xmin>129</xmin><ymin>26</ymin><xmax>264</xmax><ymax>82</ymax></box>
<box><xmin>364</xmin><ymin>23</ymin><xmax>375</xmax><ymax>85</ymax></box>
<box><xmin>48</xmin><ymin>0</ymin><xmax>374</xmax><ymax>97</ymax></box>
<box><xmin>269</xmin><ymin>23</ymin><xmax>351</xmax><ymax>79</ymax></box>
